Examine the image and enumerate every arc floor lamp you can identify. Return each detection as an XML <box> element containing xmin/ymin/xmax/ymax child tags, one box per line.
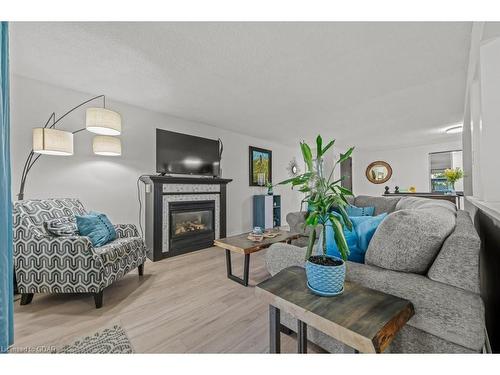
<box><xmin>17</xmin><ymin>95</ymin><xmax>122</xmax><ymax>200</ymax></box>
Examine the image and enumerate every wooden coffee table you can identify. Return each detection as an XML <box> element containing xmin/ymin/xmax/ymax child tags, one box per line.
<box><xmin>213</xmin><ymin>230</ymin><xmax>301</xmax><ymax>286</ymax></box>
<box><xmin>256</xmin><ymin>266</ymin><xmax>414</xmax><ymax>353</ymax></box>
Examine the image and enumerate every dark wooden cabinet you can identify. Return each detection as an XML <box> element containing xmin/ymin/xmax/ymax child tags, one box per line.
<box><xmin>253</xmin><ymin>194</ymin><xmax>281</xmax><ymax>229</ymax></box>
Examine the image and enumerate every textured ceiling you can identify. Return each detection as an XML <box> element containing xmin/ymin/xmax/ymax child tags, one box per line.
<box><xmin>9</xmin><ymin>22</ymin><xmax>471</xmax><ymax>149</ymax></box>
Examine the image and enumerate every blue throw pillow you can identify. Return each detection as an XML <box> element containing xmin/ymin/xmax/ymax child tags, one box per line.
<box><xmin>350</xmin><ymin>213</ymin><xmax>387</xmax><ymax>252</ymax></box>
<box><xmin>76</xmin><ymin>212</ymin><xmax>116</xmax><ymax>247</ymax></box>
<box><xmin>324</xmin><ymin>212</ymin><xmax>387</xmax><ymax>263</ymax></box>
<box><xmin>325</xmin><ymin>221</ymin><xmax>364</xmax><ymax>263</ymax></box>
<box><xmin>345</xmin><ymin>204</ymin><xmax>375</xmax><ymax>217</ymax></box>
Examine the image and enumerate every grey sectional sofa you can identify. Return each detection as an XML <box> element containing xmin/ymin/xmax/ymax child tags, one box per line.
<box><xmin>266</xmin><ymin>195</ymin><xmax>485</xmax><ymax>353</ymax></box>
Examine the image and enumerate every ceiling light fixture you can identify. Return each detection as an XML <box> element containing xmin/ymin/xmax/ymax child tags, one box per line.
<box><xmin>445</xmin><ymin>125</ymin><xmax>463</xmax><ymax>134</ymax></box>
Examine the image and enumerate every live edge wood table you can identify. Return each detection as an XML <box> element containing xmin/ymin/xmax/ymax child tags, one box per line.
<box><xmin>255</xmin><ymin>266</ymin><xmax>415</xmax><ymax>353</ymax></box>
<box><xmin>213</xmin><ymin>230</ymin><xmax>301</xmax><ymax>287</ymax></box>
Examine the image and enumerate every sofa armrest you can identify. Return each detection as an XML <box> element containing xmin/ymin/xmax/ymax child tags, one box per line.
<box><xmin>114</xmin><ymin>224</ymin><xmax>140</xmax><ymax>238</ymax></box>
<box><xmin>14</xmin><ymin>235</ymin><xmax>104</xmax><ymax>293</ymax></box>
<box><xmin>345</xmin><ymin>261</ymin><xmax>485</xmax><ymax>352</ymax></box>
<box><xmin>286</xmin><ymin>212</ymin><xmax>307</xmax><ymax>235</ymax></box>
<box><xmin>265</xmin><ymin>243</ymin><xmax>306</xmax><ymax>276</ymax></box>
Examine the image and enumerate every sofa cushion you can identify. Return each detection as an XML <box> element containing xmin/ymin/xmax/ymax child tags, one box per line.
<box><xmin>354</xmin><ymin>195</ymin><xmax>401</xmax><ymax>215</ymax></box>
<box><xmin>365</xmin><ymin>207</ymin><xmax>456</xmax><ymax>274</ymax></box>
<box><xmin>76</xmin><ymin>212</ymin><xmax>116</xmax><ymax>247</ymax></box>
<box><xmin>396</xmin><ymin>196</ymin><xmax>457</xmax><ymax>214</ymax></box>
<box><xmin>351</xmin><ymin>213</ymin><xmax>388</xmax><ymax>253</ymax></box>
<box><xmin>286</xmin><ymin>212</ymin><xmax>307</xmax><ymax>235</ymax></box>
<box><xmin>325</xmin><ymin>217</ymin><xmax>362</xmax><ymax>262</ymax></box>
<box><xmin>43</xmin><ymin>217</ymin><xmax>78</xmax><ymax>236</ymax></box>
<box><xmin>428</xmin><ymin>211</ymin><xmax>481</xmax><ymax>293</ymax></box>
<box><xmin>94</xmin><ymin>237</ymin><xmax>145</xmax><ymax>267</ymax></box>
<box><xmin>326</xmin><ymin>213</ymin><xmax>387</xmax><ymax>263</ymax></box>
<box><xmin>15</xmin><ymin>198</ymin><xmax>87</xmax><ymax>235</ymax></box>
<box><xmin>346</xmin><ymin>261</ymin><xmax>485</xmax><ymax>351</ymax></box>
<box><xmin>345</xmin><ymin>204</ymin><xmax>375</xmax><ymax>217</ymax></box>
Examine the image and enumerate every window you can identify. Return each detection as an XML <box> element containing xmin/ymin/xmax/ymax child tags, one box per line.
<box><xmin>429</xmin><ymin>150</ymin><xmax>463</xmax><ymax>193</ymax></box>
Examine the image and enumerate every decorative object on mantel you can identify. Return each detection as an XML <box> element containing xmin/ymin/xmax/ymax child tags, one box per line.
<box><xmin>384</xmin><ymin>186</ymin><xmax>390</xmax><ymax>194</ymax></box>
<box><xmin>443</xmin><ymin>167</ymin><xmax>464</xmax><ymax>194</ymax></box>
<box><xmin>286</xmin><ymin>157</ymin><xmax>301</xmax><ymax>177</ymax></box>
<box><xmin>249</xmin><ymin>146</ymin><xmax>272</xmax><ymax>186</ymax></box>
<box><xmin>266</xmin><ymin>182</ymin><xmax>274</xmax><ymax>195</ymax></box>
<box><xmin>17</xmin><ymin>95</ymin><xmax>122</xmax><ymax>200</ymax></box>
<box><xmin>408</xmin><ymin>186</ymin><xmax>416</xmax><ymax>193</ymax></box>
<box><xmin>394</xmin><ymin>186</ymin><xmax>400</xmax><ymax>193</ymax></box>
<box><xmin>365</xmin><ymin>161</ymin><xmax>392</xmax><ymax>184</ymax></box>
<box><xmin>278</xmin><ymin>135</ymin><xmax>355</xmax><ymax>296</ymax></box>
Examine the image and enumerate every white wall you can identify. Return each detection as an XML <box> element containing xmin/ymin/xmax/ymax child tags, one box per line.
<box><xmin>352</xmin><ymin>141</ymin><xmax>462</xmax><ymax>196</ymax></box>
<box><xmin>478</xmin><ymin>37</ymin><xmax>500</xmax><ymax>202</ymax></box>
<box><xmin>10</xmin><ymin>75</ymin><xmax>302</xmax><ymax>235</ymax></box>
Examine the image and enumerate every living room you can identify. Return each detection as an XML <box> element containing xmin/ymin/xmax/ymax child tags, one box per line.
<box><xmin>1</xmin><ymin>1</ymin><xmax>500</xmax><ymax>373</ymax></box>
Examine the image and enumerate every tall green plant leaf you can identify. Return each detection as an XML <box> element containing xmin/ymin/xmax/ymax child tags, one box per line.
<box><xmin>316</xmin><ymin>135</ymin><xmax>323</xmax><ymax>158</ymax></box>
<box><xmin>336</xmin><ymin>205</ymin><xmax>353</xmax><ymax>231</ymax></box>
<box><xmin>322</xmin><ymin>139</ymin><xmax>335</xmax><ymax>156</ymax></box>
<box><xmin>329</xmin><ymin>213</ymin><xmax>350</xmax><ymax>261</ymax></box>
<box><xmin>336</xmin><ymin>185</ymin><xmax>353</xmax><ymax>196</ymax></box>
<box><xmin>337</xmin><ymin>147</ymin><xmax>355</xmax><ymax>164</ymax></box>
<box><xmin>300</xmin><ymin>142</ymin><xmax>313</xmax><ymax>172</ymax></box>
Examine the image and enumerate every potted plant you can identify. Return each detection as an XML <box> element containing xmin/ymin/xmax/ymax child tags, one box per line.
<box><xmin>443</xmin><ymin>167</ymin><xmax>463</xmax><ymax>194</ymax></box>
<box><xmin>278</xmin><ymin>135</ymin><xmax>354</xmax><ymax>296</ymax></box>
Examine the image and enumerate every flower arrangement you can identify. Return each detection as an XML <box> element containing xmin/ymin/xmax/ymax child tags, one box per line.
<box><xmin>443</xmin><ymin>167</ymin><xmax>464</xmax><ymax>191</ymax></box>
<box><xmin>443</xmin><ymin>167</ymin><xmax>463</xmax><ymax>183</ymax></box>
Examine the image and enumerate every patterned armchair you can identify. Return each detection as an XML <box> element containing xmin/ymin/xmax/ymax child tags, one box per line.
<box><xmin>13</xmin><ymin>198</ymin><xmax>148</xmax><ymax>308</ymax></box>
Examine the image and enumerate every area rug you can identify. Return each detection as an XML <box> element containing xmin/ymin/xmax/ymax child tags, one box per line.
<box><xmin>58</xmin><ymin>324</ymin><xmax>134</xmax><ymax>354</ymax></box>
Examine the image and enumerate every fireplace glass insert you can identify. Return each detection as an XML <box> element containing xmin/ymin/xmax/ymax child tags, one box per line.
<box><xmin>169</xmin><ymin>200</ymin><xmax>215</xmax><ymax>255</ymax></box>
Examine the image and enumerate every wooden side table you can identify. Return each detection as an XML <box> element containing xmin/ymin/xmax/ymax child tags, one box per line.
<box><xmin>256</xmin><ymin>266</ymin><xmax>414</xmax><ymax>353</ymax></box>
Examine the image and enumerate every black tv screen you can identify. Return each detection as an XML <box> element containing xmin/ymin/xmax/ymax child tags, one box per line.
<box><xmin>156</xmin><ymin>129</ymin><xmax>221</xmax><ymax>176</ymax></box>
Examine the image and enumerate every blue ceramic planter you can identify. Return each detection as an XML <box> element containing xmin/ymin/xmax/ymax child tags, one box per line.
<box><xmin>305</xmin><ymin>256</ymin><xmax>346</xmax><ymax>296</ymax></box>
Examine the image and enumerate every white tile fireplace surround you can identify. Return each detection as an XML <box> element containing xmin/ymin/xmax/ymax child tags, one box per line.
<box><xmin>140</xmin><ymin>175</ymin><xmax>232</xmax><ymax>261</ymax></box>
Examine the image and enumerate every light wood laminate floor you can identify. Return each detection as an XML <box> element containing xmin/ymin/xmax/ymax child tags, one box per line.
<box><xmin>13</xmin><ymin>246</ymin><xmax>323</xmax><ymax>353</ymax></box>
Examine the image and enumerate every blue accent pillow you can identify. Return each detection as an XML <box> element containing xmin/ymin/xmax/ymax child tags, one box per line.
<box><xmin>325</xmin><ymin>213</ymin><xmax>387</xmax><ymax>263</ymax></box>
<box><xmin>345</xmin><ymin>204</ymin><xmax>375</xmax><ymax>217</ymax></box>
<box><xmin>324</xmin><ymin>220</ymin><xmax>363</xmax><ymax>263</ymax></box>
<box><xmin>76</xmin><ymin>212</ymin><xmax>116</xmax><ymax>247</ymax></box>
<box><xmin>350</xmin><ymin>213</ymin><xmax>387</xmax><ymax>252</ymax></box>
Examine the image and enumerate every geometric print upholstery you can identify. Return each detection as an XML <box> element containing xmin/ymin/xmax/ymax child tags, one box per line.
<box><xmin>114</xmin><ymin>224</ymin><xmax>140</xmax><ymax>238</ymax></box>
<box><xmin>94</xmin><ymin>237</ymin><xmax>146</xmax><ymax>267</ymax></box>
<box><xmin>15</xmin><ymin>198</ymin><xmax>87</xmax><ymax>237</ymax></box>
<box><xmin>43</xmin><ymin>217</ymin><xmax>79</xmax><ymax>236</ymax></box>
<box><xmin>13</xmin><ymin>198</ymin><xmax>147</xmax><ymax>295</ymax></box>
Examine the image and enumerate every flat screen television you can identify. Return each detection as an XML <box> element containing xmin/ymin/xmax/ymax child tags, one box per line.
<box><xmin>156</xmin><ymin>129</ymin><xmax>221</xmax><ymax>177</ymax></box>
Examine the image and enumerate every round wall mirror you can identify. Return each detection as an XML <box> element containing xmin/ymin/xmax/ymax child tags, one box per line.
<box><xmin>365</xmin><ymin>161</ymin><xmax>392</xmax><ymax>184</ymax></box>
